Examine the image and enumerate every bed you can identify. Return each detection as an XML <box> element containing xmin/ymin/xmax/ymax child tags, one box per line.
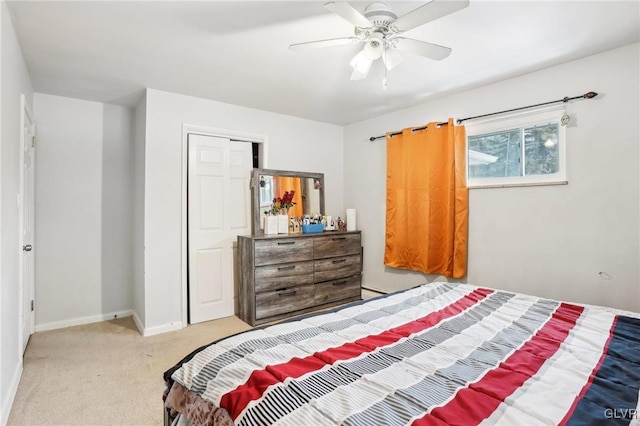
<box><xmin>163</xmin><ymin>282</ymin><xmax>640</xmax><ymax>425</ymax></box>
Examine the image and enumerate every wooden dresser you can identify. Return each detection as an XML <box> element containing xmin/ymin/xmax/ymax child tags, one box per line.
<box><xmin>237</xmin><ymin>231</ymin><xmax>362</xmax><ymax>325</ymax></box>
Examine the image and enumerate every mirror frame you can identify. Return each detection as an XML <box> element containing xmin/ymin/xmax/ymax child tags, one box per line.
<box><xmin>251</xmin><ymin>168</ymin><xmax>325</xmax><ymax>234</ymax></box>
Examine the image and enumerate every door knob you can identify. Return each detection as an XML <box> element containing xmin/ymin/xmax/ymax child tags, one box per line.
<box><xmin>23</xmin><ymin>245</ymin><xmax>32</xmax><ymax>252</ymax></box>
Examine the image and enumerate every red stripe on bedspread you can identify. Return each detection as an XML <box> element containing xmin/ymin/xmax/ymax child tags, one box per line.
<box><xmin>412</xmin><ymin>302</ymin><xmax>584</xmax><ymax>426</ymax></box>
<box><xmin>221</xmin><ymin>287</ymin><xmax>494</xmax><ymax>420</ymax></box>
<box><xmin>557</xmin><ymin>315</ymin><xmax>618</xmax><ymax>426</ymax></box>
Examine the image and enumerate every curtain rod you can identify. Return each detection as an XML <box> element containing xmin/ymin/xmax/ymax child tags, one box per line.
<box><xmin>369</xmin><ymin>91</ymin><xmax>598</xmax><ymax>142</ymax></box>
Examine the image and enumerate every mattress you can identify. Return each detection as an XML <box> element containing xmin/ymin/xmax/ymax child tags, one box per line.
<box><xmin>163</xmin><ymin>282</ymin><xmax>640</xmax><ymax>425</ymax></box>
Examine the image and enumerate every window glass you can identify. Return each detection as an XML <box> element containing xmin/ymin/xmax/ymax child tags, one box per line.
<box><xmin>468</xmin><ymin>129</ymin><xmax>521</xmax><ymax>178</ymax></box>
<box><xmin>524</xmin><ymin>123</ymin><xmax>559</xmax><ymax>176</ymax></box>
<box><xmin>465</xmin><ymin>109</ymin><xmax>566</xmax><ymax>188</ymax></box>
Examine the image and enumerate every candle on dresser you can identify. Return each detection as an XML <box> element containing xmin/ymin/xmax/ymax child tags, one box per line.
<box><xmin>346</xmin><ymin>209</ymin><xmax>356</xmax><ymax>231</ymax></box>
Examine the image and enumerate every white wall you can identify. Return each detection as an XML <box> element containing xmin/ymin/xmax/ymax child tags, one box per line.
<box><xmin>33</xmin><ymin>94</ymin><xmax>134</xmax><ymax>330</ymax></box>
<box><xmin>143</xmin><ymin>89</ymin><xmax>344</xmax><ymax>332</ymax></box>
<box><xmin>0</xmin><ymin>1</ymin><xmax>4</xmax><ymax>419</ymax></box>
<box><xmin>0</xmin><ymin>1</ymin><xmax>33</xmax><ymax>423</ymax></box>
<box><xmin>344</xmin><ymin>43</ymin><xmax>640</xmax><ymax>313</ymax></box>
<box><xmin>0</xmin><ymin>2</ymin><xmax>3</xmax><ymax>417</ymax></box>
<box><xmin>101</xmin><ymin>103</ymin><xmax>135</xmax><ymax>318</ymax></box>
<box><xmin>132</xmin><ymin>93</ymin><xmax>146</xmax><ymax>330</ymax></box>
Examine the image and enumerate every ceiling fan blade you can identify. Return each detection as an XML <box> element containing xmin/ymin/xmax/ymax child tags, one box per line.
<box><xmin>289</xmin><ymin>37</ymin><xmax>361</xmax><ymax>51</ymax></box>
<box><xmin>394</xmin><ymin>37</ymin><xmax>452</xmax><ymax>61</ymax></box>
<box><xmin>393</xmin><ymin>0</ymin><xmax>469</xmax><ymax>32</ymax></box>
<box><xmin>324</xmin><ymin>2</ymin><xmax>371</xmax><ymax>28</ymax></box>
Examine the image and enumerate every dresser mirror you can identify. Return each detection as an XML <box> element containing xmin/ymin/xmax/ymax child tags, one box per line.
<box><xmin>251</xmin><ymin>168</ymin><xmax>325</xmax><ymax>234</ymax></box>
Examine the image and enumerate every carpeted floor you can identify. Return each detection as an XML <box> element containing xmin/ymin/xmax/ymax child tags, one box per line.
<box><xmin>7</xmin><ymin>315</ymin><xmax>252</xmax><ymax>425</ymax></box>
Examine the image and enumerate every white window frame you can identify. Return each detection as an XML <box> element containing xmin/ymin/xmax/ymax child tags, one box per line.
<box><xmin>466</xmin><ymin>107</ymin><xmax>567</xmax><ymax>189</ymax></box>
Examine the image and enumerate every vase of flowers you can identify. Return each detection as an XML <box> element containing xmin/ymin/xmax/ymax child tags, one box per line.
<box><xmin>264</xmin><ymin>190</ymin><xmax>296</xmax><ymax>234</ymax></box>
<box><xmin>279</xmin><ymin>190</ymin><xmax>296</xmax><ymax>234</ymax></box>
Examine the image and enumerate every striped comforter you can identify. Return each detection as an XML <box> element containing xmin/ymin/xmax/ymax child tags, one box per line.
<box><xmin>165</xmin><ymin>282</ymin><xmax>640</xmax><ymax>425</ymax></box>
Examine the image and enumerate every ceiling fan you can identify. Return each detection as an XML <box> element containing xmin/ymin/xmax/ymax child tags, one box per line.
<box><xmin>290</xmin><ymin>1</ymin><xmax>469</xmax><ymax>82</ymax></box>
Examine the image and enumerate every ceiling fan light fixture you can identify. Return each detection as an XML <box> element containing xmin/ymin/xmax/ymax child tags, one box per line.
<box><xmin>350</xmin><ymin>50</ymin><xmax>373</xmax><ymax>78</ymax></box>
<box><xmin>363</xmin><ymin>33</ymin><xmax>384</xmax><ymax>60</ymax></box>
<box><xmin>382</xmin><ymin>46</ymin><xmax>403</xmax><ymax>70</ymax></box>
<box><xmin>350</xmin><ymin>68</ymin><xmax>369</xmax><ymax>81</ymax></box>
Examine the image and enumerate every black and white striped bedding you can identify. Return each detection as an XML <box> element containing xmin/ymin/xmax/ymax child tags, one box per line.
<box><xmin>164</xmin><ymin>282</ymin><xmax>640</xmax><ymax>425</ymax></box>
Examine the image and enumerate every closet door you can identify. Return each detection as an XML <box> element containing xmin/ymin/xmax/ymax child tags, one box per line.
<box><xmin>188</xmin><ymin>134</ymin><xmax>252</xmax><ymax>324</ymax></box>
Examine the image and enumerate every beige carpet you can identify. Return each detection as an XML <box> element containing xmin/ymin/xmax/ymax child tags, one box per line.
<box><xmin>7</xmin><ymin>315</ymin><xmax>252</xmax><ymax>426</ymax></box>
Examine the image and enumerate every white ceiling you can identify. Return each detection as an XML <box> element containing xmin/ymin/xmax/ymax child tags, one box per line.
<box><xmin>7</xmin><ymin>1</ymin><xmax>640</xmax><ymax>125</ymax></box>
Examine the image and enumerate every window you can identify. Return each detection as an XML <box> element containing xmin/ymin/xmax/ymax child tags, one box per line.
<box><xmin>466</xmin><ymin>108</ymin><xmax>567</xmax><ymax>188</ymax></box>
<box><xmin>259</xmin><ymin>176</ymin><xmax>274</xmax><ymax>210</ymax></box>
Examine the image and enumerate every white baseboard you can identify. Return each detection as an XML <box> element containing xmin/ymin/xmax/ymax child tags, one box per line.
<box><xmin>131</xmin><ymin>311</ymin><xmax>144</xmax><ymax>335</ymax></box>
<box><xmin>34</xmin><ymin>309</ymin><xmax>184</xmax><ymax>337</ymax></box>
<box><xmin>1</xmin><ymin>360</ymin><xmax>23</xmax><ymax>426</ymax></box>
<box><xmin>142</xmin><ymin>321</ymin><xmax>184</xmax><ymax>337</ymax></box>
<box><xmin>130</xmin><ymin>311</ymin><xmax>183</xmax><ymax>337</ymax></box>
<box><xmin>34</xmin><ymin>309</ymin><xmax>134</xmax><ymax>332</ymax></box>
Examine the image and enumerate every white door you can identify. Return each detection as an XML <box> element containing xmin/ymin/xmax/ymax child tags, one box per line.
<box><xmin>188</xmin><ymin>134</ymin><xmax>252</xmax><ymax>324</ymax></box>
<box><xmin>20</xmin><ymin>99</ymin><xmax>35</xmax><ymax>352</ymax></box>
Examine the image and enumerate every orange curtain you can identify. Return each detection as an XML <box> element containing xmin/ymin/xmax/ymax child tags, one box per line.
<box><xmin>273</xmin><ymin>176</ymin><xmax>303</xmax><ymax>218</ymax></box>
<box><xmin>384</xmin><ymin>118</ymin><xmax>468</xmax><ymax>278</ymax></box>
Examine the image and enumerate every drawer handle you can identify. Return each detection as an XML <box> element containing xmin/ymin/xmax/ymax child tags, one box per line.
<box><xmin>333</xmin><ymin>281</ymin><xmax>348</xmax><ymax>286</ymax></box>
<box><xmin>278</xmin><ymin>265</ymin><xmax>296</xmax><ymax>271</ymax></box>
<box><xmin>332</xmin><ymin>259</ymin><xmax>347</xmax><ymax>264</ymax></box>
<box><xmin>278</xmin><ymin>290</ymin><xmax>297</xmax><ymax>297</ymax></box>
<box><xmin>332</xmin><ymin>237</ymin><xmax>346</xmax><ymax>241</ymax></box>
<box><xmin>277</xmin><ymin>241</ymin><xmax>295</xmax><ymax>246</ymax></box>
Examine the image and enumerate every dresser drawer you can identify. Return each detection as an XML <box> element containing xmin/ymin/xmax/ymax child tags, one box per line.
<box><xmin>314</xmin><ymin>233</ymin><xmax>361</xmax><ymax>258</ymax></box>
<box><xmin>314</xmin><ymin>276</ymin><xmax>361</xmax><ymax>306</ymax></box>
<box><xmin>254</xmin><ymin>261</ymin><xmax>314</xmax><ymax>293</ymax></box>
<box><xmin>255</xmin><ymin>284</ymin><xmax>316</xmax><ymax>320</ymax></box>
<box><xmin>314</xmin><ymin>254</ymin><xmax>361</xmax><ymax>283</ymax></box>
<box><xmin>254</xmin><ymin>238</ymin><xmax>314</xmax><ymax>266</ymax></box>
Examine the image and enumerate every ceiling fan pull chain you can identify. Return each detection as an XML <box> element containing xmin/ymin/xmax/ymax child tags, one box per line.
<box><xmin>382</xmin><ymin>49</ymin><xmax>389</xmax><ymax>90</ymax></box>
